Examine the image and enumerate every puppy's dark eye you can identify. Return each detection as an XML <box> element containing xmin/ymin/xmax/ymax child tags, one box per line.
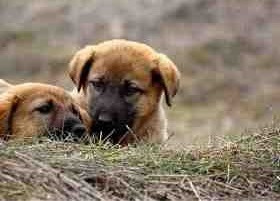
<box><xmin>90</xmin><ymin>80</ymin><xmax>105</xmax><ymax>92</ymax></box>
<box><xmin>125</xmin><ymin>85</ymin><xmax>142</xmax><ymax>96</ymax></box>
<box><xmin>36</xmin><ymin>102</ymin><xmax>53</xmax><ymax>114</ymax></box>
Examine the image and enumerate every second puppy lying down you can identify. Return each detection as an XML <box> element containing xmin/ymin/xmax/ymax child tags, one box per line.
<box><xmin>0</xmin><ymin>82</ymin><xmax>91</xmax><ymax>141</ymax></box>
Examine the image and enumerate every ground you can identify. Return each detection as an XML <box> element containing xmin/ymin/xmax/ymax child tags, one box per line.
<box><xmin>0</xmin><ymin>128</ymin><xmax>279</xmax><ymax>201</ymax></box>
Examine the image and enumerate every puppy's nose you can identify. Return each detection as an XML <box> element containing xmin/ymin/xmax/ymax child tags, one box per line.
<box><xmin>98</xmin><ymin>113</ymin><xmax>113</xmax><ymax>124</ymax></box>
<box><xmin>72</xmin><ymin>124</ymin><xmax>87</xmax><ymax>138</ymax></box>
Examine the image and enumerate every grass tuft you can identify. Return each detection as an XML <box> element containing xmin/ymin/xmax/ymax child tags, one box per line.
<box><xmin>0</xmin><ymin>128</ymin><xmax>279</xmax><ymax>200</ymax></box>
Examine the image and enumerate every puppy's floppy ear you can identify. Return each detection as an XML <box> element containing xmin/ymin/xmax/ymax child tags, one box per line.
<box><xmin>68</xmin><ymin>46</ymin><xmax>96</xmax><ymax>92</ymax></box>
<box><xmin>153</xmin><ymin>53</ymin><xmax>180</xmax><ymax>107</ymax></box>
<box><xmin>0</xmin><ymin>94</ymin><xmax>19</xmax><ymax>140</ymax></box>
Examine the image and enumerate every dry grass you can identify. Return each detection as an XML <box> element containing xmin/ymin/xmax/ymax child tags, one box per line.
<box><xmin>0</xmin><ymin>127</ymin><xmax>279</xmax><ymax>201</ymax></box>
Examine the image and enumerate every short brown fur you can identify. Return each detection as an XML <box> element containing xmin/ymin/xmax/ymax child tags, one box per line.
<box><xmin>0</xmin><ymin>82</ymin><xmax>91</xmax><ymax>141</ymax></box>
<box><xmin>69</xmin><ymin>39</ymin><xmax>180</xmax><ymax>145</ymax></box>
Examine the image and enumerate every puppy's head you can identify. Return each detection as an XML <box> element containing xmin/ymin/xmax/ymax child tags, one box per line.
<box><xmin>69</xmin><ymin>39</ymin><xmax>180</xmax><ymax>143</ymax></box>
<box><xmin>0</xmin><ymin>83</ymin><xmax>91</xmax><ymax>141</ymax></box>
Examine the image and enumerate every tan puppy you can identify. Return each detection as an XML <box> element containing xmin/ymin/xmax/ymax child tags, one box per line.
<box><xmin>69</xmin><ymin>39</ymin><xmax>180</xmax><ymax>145</ymax></box>
<box><xmin>0</xmin><ymin>82</ymin><xmax>91</xmax><ymax>141</ymax></box>
<box><xmin>69</xmin><ymin>40</ymin><xmax>180</xmax><ymax>144</ymax></box>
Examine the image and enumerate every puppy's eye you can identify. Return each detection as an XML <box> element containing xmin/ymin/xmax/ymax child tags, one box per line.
<box><xmin>35</xmin><ymin>102</ymin><xmax>53</xmax><ymax>114</ymax></box>
<box><xmin>90</xmin><ymin>80</ymin><xmax>105</xmax><ymax>92</ymax></box>
<box><xmin>125</xmin><ymin>85</ymin><xmax>142</xmax><ymax>96</ymax></box>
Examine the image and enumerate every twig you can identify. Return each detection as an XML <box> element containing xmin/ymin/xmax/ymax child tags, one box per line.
<box><xmin>186</xmin><ymin>177</ymin><xmax>202</xmax><ymax>201</ymax></box>
<box><xmin>209</xmin><ymin>179</ymin><xmax>244</xmax><ymax>194</ymax></box>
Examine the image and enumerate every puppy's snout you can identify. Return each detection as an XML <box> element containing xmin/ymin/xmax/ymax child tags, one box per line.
<box><xmin>71</xmin><ymin>124</ymin><xmax>87</xmax><ymax>138</ymax></box>
<box><xmin>63</xmin><ymin>116</ymin><xmax>87</xmax><ymax>140</ymax></box>
<box><xmin>97</xmin><ymin>112</ymin><xmax>114</xmax><ymax>124</ymax></box>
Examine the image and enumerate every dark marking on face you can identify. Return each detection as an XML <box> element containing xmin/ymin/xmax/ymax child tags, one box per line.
<box><xmin>35</xmin><ymin>100</ymin><xmax>88</xmax><ymax>142</ymax></box>
<box><xmin>88</xmin><ymin>79</ymin><xmax>141</xmax><ymax>144</ymax></box>
<box><xmin>52</xmin><ymin>114</ymin><xmax>87</xmax><ymax>142</ymax></box>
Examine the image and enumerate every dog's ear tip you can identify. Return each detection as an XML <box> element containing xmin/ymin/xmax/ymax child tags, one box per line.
<box><xmin>165</xmin><ymin>96</ymin><xmax>173</xmax><ymax>107</ymax></box>
<box><xmin>154</xmin><ymin>53</ymin><xmax>180</xmax><ymax>107</ymax></box>
<box><xmin>77</xmin><ymin>85</ymin><xmax>81</xmax><ymax>92</ymax></box>
<box><xmin>77</xmin><ymin>87</ymin><xmax>83</xmax><ymax>93</ymax></box>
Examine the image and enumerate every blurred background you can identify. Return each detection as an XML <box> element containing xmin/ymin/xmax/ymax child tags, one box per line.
<box><xmin>1</xmin><ymin>0</ymin><xmax>280</xmax><ymax>147</ymax></box>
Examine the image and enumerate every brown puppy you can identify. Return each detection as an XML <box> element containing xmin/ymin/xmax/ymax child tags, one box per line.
<box><xmin>0</xmin><ymin>82</ymin><xmax>91</xmax><ymax>141</ymax></box>
<box><xmin>69</xmin><ymin>39</ymin><xmax>180</xmax><ymax>145</ymax></box>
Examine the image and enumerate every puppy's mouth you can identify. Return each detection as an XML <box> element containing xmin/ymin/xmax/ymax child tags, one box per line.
<box><xmin>91</xmin><ymin>122</ymin><xmax>132</xmax><ymax>144</ymax></box>
<box><xmin>42</xmin><ymin>119</ymin><xmax>88</xmax><ymax>143</ymax></box>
